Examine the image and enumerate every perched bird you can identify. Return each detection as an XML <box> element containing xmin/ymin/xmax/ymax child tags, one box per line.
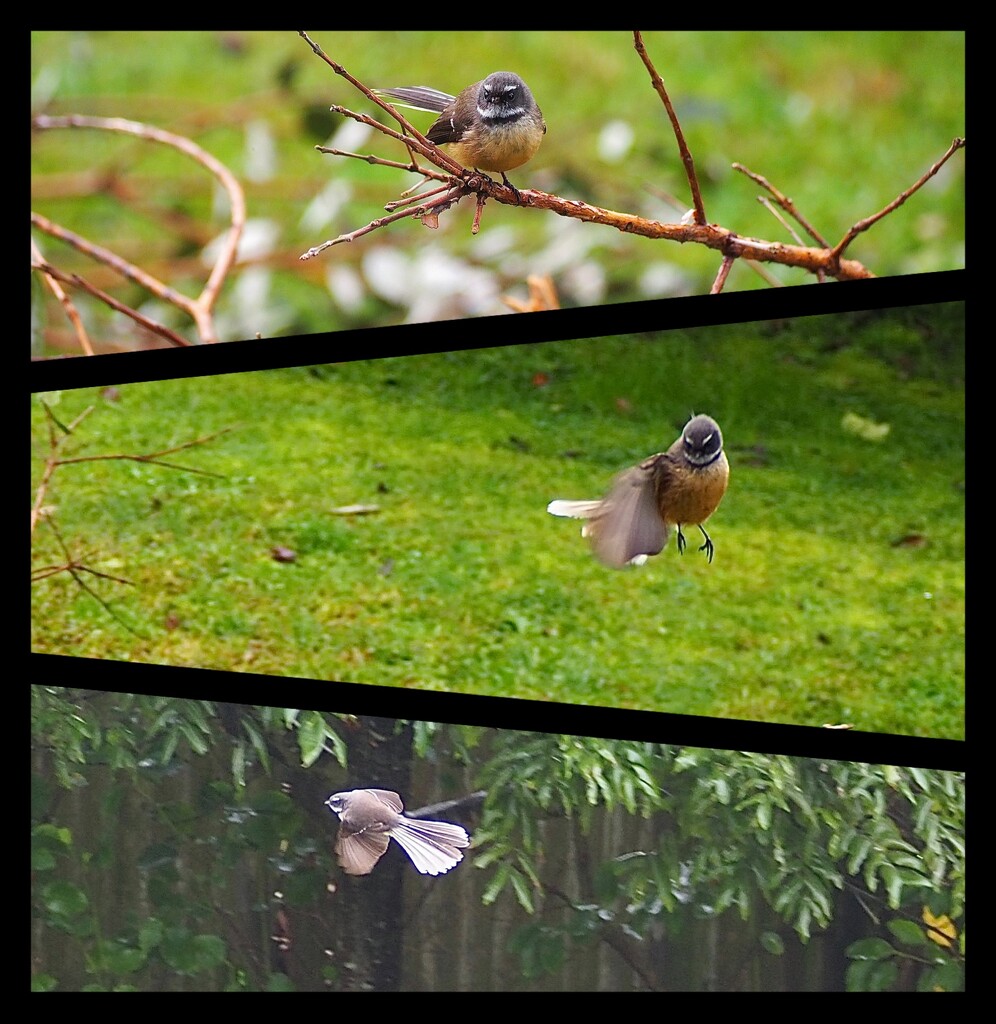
<box><xmin>324</xmin><ymin>789</ymin><xmax>471</xmax><ymax>876</ymax></box>
<box><xmin>547</xmin><ymin>414</ymin><xmax>729</xmax><ymax>568</ymax></box>
<box><xmin>376</xmin><ymin>71</ymin><xmax>546</xmax><ymax>191</ymax></box>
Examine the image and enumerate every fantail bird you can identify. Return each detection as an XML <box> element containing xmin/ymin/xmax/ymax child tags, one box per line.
<box><xmin>376</xmin><ymin>71</ymin><xmax>546</xmax><ymax>192</ymax></box>
<box><xmin>547</xmin><ymin>414</ymin><xmax>730</xmax><ymax>568</ymax></box>
<box><xmin>324</xmin><ymin>789</ymin><xmax>471</xmax><ymax>876</ymax></box>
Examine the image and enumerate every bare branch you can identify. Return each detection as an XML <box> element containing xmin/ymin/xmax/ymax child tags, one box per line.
<box><xmin>31</xmin><ymin>237</ymin><xmax>94</xmax><ymax>355</ymax></box>
<box><xmin>301</xmin><ymin>187</ymin><xmax>468</xmax><ymax>259</ymax></box>
<box><xmin>633</xmin><ymin>30</ymin><xmax>707</xmax><ymax>227</ymax></box>
<box><xmin>30</xmin><ymin>254</ymin><xmax>191</xmax><ymax>348</ymax></box>
<box><xmin>34</xmin><ymin>515</ymin><xmax>141</xmax><ymax>635</ymax></box>
<box><xmin>32</xmin><ymin>114</ymin><xmax>246</xmax><ymax>347</ymax></box>
<box><xmin>301</xmin><ymin>32</ymin><xmax>960</xmax><ymax>283</ymax></box>
<box><xmin>710</xmin><ymin>255</ymin><xmax>736</xmax><ymax>294</ymax></box>
<box><xmin>31</xmin><ymin>402</ymin><xmax>234</xmax><ymax>631</ymax></box>
<box><xmin>315</xmin><ymin>145</ymin><xmax>451</xmax><ymax>184</ymax></box>
<box><xmin>732</xmin><ymin>163</ymin><xmax>831</xmax><ymax>248</ymax></box>
<box><xmin>299</xmin><ymin>31</ymin><xmax>465</xmax><ymax>178</ymax></box>
<box><xmin>54</xmin><ymin>426</ymin><xmax>235</xmax><ymax>476</ymax></box>
<box><xmin>829</xmin><ymin>137</ymin><xmax>966</xmax><ymax>266</ymax></box>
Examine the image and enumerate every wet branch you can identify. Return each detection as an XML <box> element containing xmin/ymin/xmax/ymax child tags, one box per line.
<box><xmin>300</xmin><ymin>30</ymin><xmax>964</xmax><ymax>290</ymax></box>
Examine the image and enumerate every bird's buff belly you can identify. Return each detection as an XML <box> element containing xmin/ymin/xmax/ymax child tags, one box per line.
<box><xmin>450</xmin><ymin>128</ymin><xmax>542</xmax><ymax>173</ymax></box>
<box><xmin>661</xmin><ymin>465</ymin><xmax>728</xmax><ymax>526</ymax></box>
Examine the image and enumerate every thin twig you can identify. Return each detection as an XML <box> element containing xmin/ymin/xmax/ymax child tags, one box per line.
<box><xmin>710</xmin><ymin>255</ymin><xmax>736</xmax><ymax>294</ymax></box>
<box><xmin>31</xmin><ymin>251</ymin><xmax>191</xmax><ymax>348</ymax></box>
<box><xmin>300</xmin><ymin>189</ymin><xmax>466</xmax><ymax>258</ymax></box>
<box><xmin>300</xmin><ymin>31</ymin><xmax>464</xmax><ymax>177</ymax></box>
<box><xmin>633</xmin><ymin>30</ymin><xmax>706</xmax><ymax>226</ymax></box>
<box><xmin>36</xmin><ymin>515</ymin><xmax>141</xmax><ymax>635</ymax></box>
<box><xmin>829</xmin><ymin>137</ymin><xmax>966</xmax><ymax>267</ymax></box>
<box><xmin>31</xmin><ymin>236</ymin><xmax>94</xmax><ymax>355</ymax></box>
<box><xmin>54</xmin><ymin>426</ymin><xmax>235</xmax><ymax>477</ymax></box>
<box><xmin>31</xmin><ymin>403</ymin><xmax>233</xmax><ymax>632</ymax></box>
<box><xmin>732</xmin><ymin>163</ymin><xmax>830</xmax><ymax>248</ymax></box>
<box><xmin>756</xmin><ymin>196</ymin><xmax>824</xmax><ymax>283</ymax></box>
<box><xmin>315</xmin><ymin>145</ymin><xmax>451</xmax><ymax>184</ymax></box>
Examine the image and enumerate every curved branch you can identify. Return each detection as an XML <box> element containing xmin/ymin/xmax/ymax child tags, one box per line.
<box><xmin>31</xmin><ymin>114</ymin><xmax>246</xmax><ymax>345</ymax></box>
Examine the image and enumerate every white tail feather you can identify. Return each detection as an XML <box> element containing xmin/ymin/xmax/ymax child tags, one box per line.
<box><xmin>546</xmin><ymin>499</ymin><xmax>601</xmax><ymax>519</ymax></box>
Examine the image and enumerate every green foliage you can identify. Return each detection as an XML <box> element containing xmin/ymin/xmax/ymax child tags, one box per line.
<box><xmin>476</xmin><ymin>734</ymin><xmax>667</xmax><ymax>912</ymax></box>
<box><xmin>30</xmin><ymin>690</ymin><xmax>352</xmax><ymax>990</ymax></box>
<box><xmin>31</xmin><ymin>693</ymin><xmax>964</xmax><ymax>990</ymax></box>
<box><xmin>477</xmin><ymin>737</ymin><xmax>964</xmax><ymax>990</ymax></box>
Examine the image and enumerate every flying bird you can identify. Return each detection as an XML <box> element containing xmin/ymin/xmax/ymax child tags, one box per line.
<box><xmin>547</xmin><ymin>414</ymin><xmax>729</xmax><ymax>568</ymax></box>
<box><xmin>325</xmin><ymin>788</ymin><xmax>471</xmax><ymax>876</ymax></box>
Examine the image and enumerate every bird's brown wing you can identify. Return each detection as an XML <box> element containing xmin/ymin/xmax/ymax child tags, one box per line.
<box><xmin>590</xmin><ymin>457</ymin><xmax>670</xmax><ymax>568</ymax></box>
<box><xmin>364</xmin><ymin>789</ymin><xmax>404</xmax><ymax>813</ymax></box>
<box><xmin>335</xmin><ymin>829</ymin><xmax>391</xmax><ymax>876</ymax></box>
<box><xmin>425</xmin><ymin>111</ymin><xmax>468</xmax><ymax>147</ymax></box>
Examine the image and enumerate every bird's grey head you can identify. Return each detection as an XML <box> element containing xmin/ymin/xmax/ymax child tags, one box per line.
<box><xmin>682</xmin><ymin>414</ymin><xmax>724</xmax><ymax>466</ymax></box>
<box><xmin>325</xmin><ymin>793</ymin><xmax>346</xmax><ymax>817</ymax></box>
<box><xmin>479</xmin><ymin>72</ymin><xmax>530</xmax><ymax>118</ymax></box>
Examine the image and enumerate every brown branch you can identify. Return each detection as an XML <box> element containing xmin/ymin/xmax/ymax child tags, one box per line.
<box><xmin>710</xmin><ymin>255</ymin><xmax>736</xmax><ymax>294</ymax></box>
<box><xmin>33</xmin><ymin>514</ymin><xmax>141</xmax><ymax>635</ymax></box>
<box><xmin>829</xmin><ymin>137</ymin><xmax>966</xmax><ymax>267</ymax></box>
<box><xmin>633</xmin><ymin>30</ymin><xmax>707</xmax><ymax>227</ymax></box>
<box><xmin>315</xmin><ymin>145</ymin><xmax>451</xmax><ymax>184</ymax></box>
<box><xmin>306</xmin><ymin>166</ymin><xmax>877</xmax><ymax>278</ymax></box>
<box><xmin>32</xmin><ymin>114</ymin><xmax>246</xmax><ymax>347</ymax></box>
<box><xmin>30</xmin><ymin>254</ymin><xmax>191</xmax><ymax>348</ymax></box>
<box><xmin>326</xmin><ymin>103</ymin><xmax>462</xmax><ymax>180</ymax></box>
<box><xmin>299</xmin><ymin>31</ymin><xmax>465</xmax><ymax>178</ymax></box>
<box><xmin>732</xmin><ymin>163</ymin><xmax>830</xmax><ymax>248</ymax></box>
<box><xmin>298</xmin><ymin>33</ymin><xmax>962</xmax><ymax>288</ymax></box>
<box><xmin>300</xmin><ymin>187</ymin><xmax>468</xmax><ymax>259</ymax></box>
<box><xmin>31</xmin><ymin>560</ymin><xmax>135</xmax><ymax>587</ymax></box>
<box><xmin>31</xmin><ymin>237</ymin><xmax>94</xmax><ymax>356</ymax></box>
<box><xmin>384</xmin><ymin>182</ymin><xmax>461</xmax><ymax>212</ymax></box>
<box><xmin>507</xmin><ymin>190</ymin><xmax>875</xmax><ymax>280</ymax></box>
<box><xmin>53</xmin><ymin>426</ymin><xmax>234</xmax><ymax>477</ymax></box>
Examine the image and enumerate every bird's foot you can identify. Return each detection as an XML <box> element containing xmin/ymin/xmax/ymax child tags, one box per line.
<box><xmin>697</xmin><ymin>525</ymin><xmax>715</xmax><ymax>564</ymax></box>
<box><xmin>500</xmin><ymin>171</ymin><xmax>522</xmax><ymax>205</ymax></box>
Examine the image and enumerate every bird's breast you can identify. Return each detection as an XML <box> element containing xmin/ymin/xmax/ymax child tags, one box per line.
<box><xmin>448</xmin><ymin>116</ymin><xmax>545</xmax><ymax>172</ymax></box>
<box><xmin>658</xmin><ymin>454</ymin><xmax>729</xmax><ymax>526</ymax></box>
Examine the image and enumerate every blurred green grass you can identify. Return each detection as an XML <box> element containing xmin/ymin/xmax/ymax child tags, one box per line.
<box><xmin>30</xmin><ymin>31</ymin><xmax>965</xmax><ymax>349</ymax></box>
<box><xmin>31</xmin><ymin>304</ymin><xmax>965</xmax><ymax>739</ymax></box>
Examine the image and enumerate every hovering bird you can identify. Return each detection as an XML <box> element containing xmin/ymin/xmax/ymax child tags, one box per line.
<box><xmin>547</xmin><ymin>414</ymin><xmax>729</xmax><ymax>568</ymax></box>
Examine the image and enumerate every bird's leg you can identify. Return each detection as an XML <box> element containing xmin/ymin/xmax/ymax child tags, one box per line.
<box><xmin>697</xmin><ymin>525</ymin><xmax>715</xmax><ymax>563</ymax></box>
<box><xmin>500</xmin><ymin>171</ymin><xmax>522</xmax><ymax>205</ymax></box>
<box><xmin>676</xmin><ymin>525</ymin><xmax>687</xmax><ymax>555</ymax></box>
